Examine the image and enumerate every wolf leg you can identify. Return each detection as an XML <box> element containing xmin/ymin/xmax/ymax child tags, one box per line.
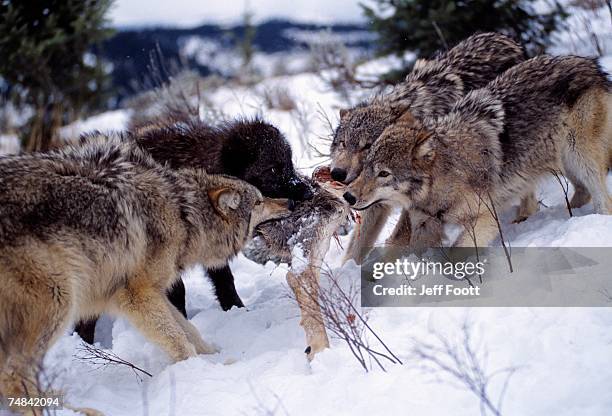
<box><xmin>166</xmin><ymin>303</ymin><xmax>218</xmax><ymax>355</ymax></box>
<box><xmin>385</xmin><ymin>210</ymin><xmax>412</xmax><ymax>248</ymax></box>
<box><xmin>74</xmin><ymin>279</ymin><xmax>188</xmax><ymax>346</ymax></box>
<box><xmin>563</xmin><ymin>151</ymin><xmax>610</xmax><ymax>214</ymax></box>
<box><xmin>287</xmin><ymin>211</ymin><xmax>345</xmax><ymax>361</ymax></box>
<box><xmin>0</xmin><ymin>262</ymin><xmax>74</xmax><ymax>415</ymax></box>
<box><xmin>409</xmin><ymin>211</ymin><xmax>444</xmax><ymax>249</ymax></box>
<box><xmin>114</xmin><ymin>285</ymin><xmax>197</xmax><ymax>362</ymax></box>
<box><xmin>562</xmin><ymin>90</ymin><xmax>612</xmax><ymax>214</ymax></box>
<box><xmin>581</xmin><ymin>172</ymin><xmax>611</xmax><ymax>214</ymax></box>
<box><xmin>343</xmin><ymin>203</ymin><xmax>391</xmax><ymax>265</ymax></box>
<box><xmin>569</xmin><ymin>182</ymin><xmax>591</xmax><ymax>208</ymax></box>
<box><xmin>74</xmin><ymin>318</ymin><xmax>97</xmax><ymax>345</ymax></box>
<box><xmin>286</xmin><ymin>268</ymin><xmax>329</xmax><ymax>361</ymax></box>
<box><xmin>560</xmin><ymin>167</ymin><xmax>593</xmax><ymax>209</ymax></box>
<box><xmin>455</xmin><ymin>213</ymin><xmax>501</xmax><ymax>248</ymax></box>
<box><xmin>1</xmin><ymin>355</ymin><xmax>42</xmax><ymax>416</ymax></box>
<box><xmin>206</xmin><ymin>265</ymin><xmax>245</xmax><ymax>311</ymax></box>
<box><xmin>166</xmin><ymin>278</ymin><xmax>187</xmax><ymax>317</ymax></box>
<box><xmin>514</xmin><ymin>189</ymin><xmax>539</xmax><ymax>223</ymax></box>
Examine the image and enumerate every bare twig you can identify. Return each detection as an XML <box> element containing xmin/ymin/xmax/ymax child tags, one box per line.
<box><xmin>324</xmin><ymin>265</ymin><xmax>402</xmax><ymax>365</ymax></box>
<box><xmin>597</xmin><ymin>287</ymin><xmax>612</xmax><ymax>302</ymax></box>
<box><xmin>431</xmin><ymin>20</ymin><xmax>449</xmax><ymax>50</ymax></box>
<box><xmin>291</xmin><ymin>102</ymin><xmax>313</xmax><ymax>157</ymax></box>
<box><xmin>74</xmin><ymin>343</ymin><xmax>153</xmax><ymax>381</ymax></box>
<box><xmin>409</xmin><ymin>317</ymin><xmax>520</xmax><ymax>416</ymax></box>
<box><xmin>245</xmin><ymin>381</ymin><xmax>290</xmax><ymax>416</ymax></box>
<box><xmin>570</xmin><ymin>0</ymin><xmax>608</xmax><ymax>56</ymax></box>
<box><xmin>482</xmin><ymin>192</ymin><xmax>513</xmax><ymax>273</ymax></box>
<box><xmin>307</xmin><ymin>30</ymin><xmax>384</xmax><ymax>102</ymax></box>
<box><xmin>460</xmin><ymin>194</ymin><xmax>484</xmax><ymax>266</ymax></box>
<box><xmin>259</xmin><ymin>86</ymin><xmax>297</xmax><ymax>111</ymax></box>
<box><xmin>126</xmin><ymin>46</ymin><xmax>226</xmax><ymax>130</ymax></box>
<box><xmin>550</xmin><ymin>169</ymin><xmax>573</xmax><ymax>217</ymax></box>
<box><xmin>316</xmin><ymin>102</ymin><xmax>335</xmax><ymax>142</ymax></box>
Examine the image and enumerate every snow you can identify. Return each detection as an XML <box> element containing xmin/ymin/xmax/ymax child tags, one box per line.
<box><xmin>0</xmin><ymin>134</ymin><xmax>19</xmax><ymax>156</ymax></box>
<box><xmin>283</xmin><ymin>28</ymin><xmax>377</xmax><ymax>45</ymax></box>
<box><xmin>290</xmin><ymin>244</ymin><xmax>308</xmax><ymax>274</ymax></box>
<box><xmin>59</xmin><ymin>109</ymin><xmax>131</xmax><ymax>142</ymax></box>
<box><xmin>5</xmin><ymin>25</ymin><xmax>612</xmax><ymax>416</ymax></box>
<box><xmin>549</xmin><ymin>2</ymin><xmax>612</xmax><ymax>57</ymax></box>
<box><xmin>44</xmin><ymin>243</ymin><xmax>612</xmax><ymax>415</ymax></box>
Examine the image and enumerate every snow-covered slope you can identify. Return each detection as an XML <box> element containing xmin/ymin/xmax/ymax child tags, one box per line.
<box><xmin>5</xmin><ymin>48</ymin><xmax>612</xmax><ymax>416</ymax></box>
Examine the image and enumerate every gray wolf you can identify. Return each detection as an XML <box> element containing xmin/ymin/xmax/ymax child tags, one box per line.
<box><xmin>330</xmin><ymin>33</ymin><xmax>526</xmax><ymax>263</ymax></box>
<box><xmin>75</xmin><ymin>119</ymin><xmax>313</xmax><ymax>345</ymax></box>
<box><xmin>344</xmin><ymin>55</ymin><xmax>612</xmax><ymax>247</ymax></box>
<box><xmin>0</xmin><ymin>136</ymin><xmax>289</xmax><ymax>412</ymax></box>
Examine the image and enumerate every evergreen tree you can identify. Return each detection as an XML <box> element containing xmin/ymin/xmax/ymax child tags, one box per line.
<box><xmin>362</xmin><ymin>0</ymin><xmax>567</xmax><ymax>64</ymax></box>
<box><xmin>239</xmin><ymin>7</ymin><xmax>256</xmax><ymax>71</ymax></box>
<box><xmin>0</xmin><ymin>0</ymin><xmax>114</xmax><ymax>150</ymax></box>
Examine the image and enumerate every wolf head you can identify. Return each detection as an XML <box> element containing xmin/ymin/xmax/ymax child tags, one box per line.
<box><xmin>330</xmin><ymin>101</ymin><xmax>410</xmax><ymax>184</ymax></box>
<box><xmin>221</xmin><ymin>119</ymin><xmax>313</xmax><ymax>202</ymax></box>
<box><xmin>343</xmin><ymin>90</ymin><xmax>505</xmax><ymax>211</ymax></box>
<box><xmin>206</xmin><ymin>175</ymin><xmax>292</xmax><ymax>238</ymax></box>
<box><xmin>331</xmin><ymin>62</ymin><xmax>465</xmax><ymax>186</ymax></box>
<box><xmin>342</xmin><ymin>112</ymin><xmax>436</xmax><ymax>210</ymax></box>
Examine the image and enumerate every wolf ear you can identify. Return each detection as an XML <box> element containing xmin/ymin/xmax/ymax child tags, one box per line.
<box><xmin>209</xmin><ymin>188</ymin><xmax>241</xmax><ymax>218</ymax></box>
<box><xmin>397</xmin><ymin>110</ymin><xmax>417</xmax><ymax>125</ymax></box>
<box><xmin>415</xmin><ymin>132</ymin><xmax>435</xmax><ymax>162</ymax></box>
<box><xmin>390</xmin><ymin>101</ymin><xmax>411</xmax><ymax>119</ymax></box>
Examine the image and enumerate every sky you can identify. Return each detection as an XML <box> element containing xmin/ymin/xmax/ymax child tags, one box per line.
<box><xmin>109</xmin><ymin>0</ymin><xmax>370</xmax><ymax>27</ymax></box>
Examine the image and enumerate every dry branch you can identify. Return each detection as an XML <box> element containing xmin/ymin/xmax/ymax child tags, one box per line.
<box><xmin>550</xmin><ymin>169</ymin><xmax>573</xmax><ymax>217</ymax></box>
<box><xmin>75</xmin><ymin>343</ymin><xmax>153</xmax><ymax>381</ymax></box>
<box><xmin>409</xmin><ymin>317</ymin><xmax>519</xmax><ymax>416</ymax></box>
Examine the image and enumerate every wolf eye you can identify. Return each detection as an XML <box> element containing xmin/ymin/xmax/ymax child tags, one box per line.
<box><xmin>378</xmin><ymin>170</ymin><xmax>390</xmax><ymax>178</ymax></box>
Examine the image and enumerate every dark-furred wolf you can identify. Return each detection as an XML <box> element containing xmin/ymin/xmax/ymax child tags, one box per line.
<box><xmin>330</xmin><ymin>32</ymin><xmax>527</xmax><ymax>262</ymax></box>
<box><xmin>344</xmin><ymin>55</ymin><xmax>612</xmax><ymax>247</ymax></box>
<box><xmin>0</xmin><ymin>136</ymin><xmax>289</xmax><ymax>413</ymax></box>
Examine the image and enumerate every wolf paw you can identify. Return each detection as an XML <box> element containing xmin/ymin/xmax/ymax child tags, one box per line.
<box><xmin>77</xmin><ymin>407</ymin><xmax>105</xmax><ymax>416</ymax></box>
<box><xmin>304</xmin><ymin>338</ymin><xmax>329</xmax><ymax>361</ymax></box>
<box><xmin>63</xmin><ymin>404</ymin><xmax>104</xmax><ymax>416</ymax></box>
<box><xmin>196</xmin><ymin>340</ymin><xmax>219</xmax><ymax>355</ymax></box>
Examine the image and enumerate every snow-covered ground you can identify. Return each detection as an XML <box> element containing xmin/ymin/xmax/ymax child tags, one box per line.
<box><xmin>0</xmin><ymin>135</ymin><xmax>19</xmax><ymax>156</ymax></box>
<box><xmin>2</xmin><ymin>31</ymin><xmax>612</xmax><ymax>416</ymax></box>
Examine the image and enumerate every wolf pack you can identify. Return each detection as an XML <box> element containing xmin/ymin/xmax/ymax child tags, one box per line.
<box><xmin>1</xmin><ymin>32</ymin><xmax>611</xmax><ymax>415</ymax></box>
